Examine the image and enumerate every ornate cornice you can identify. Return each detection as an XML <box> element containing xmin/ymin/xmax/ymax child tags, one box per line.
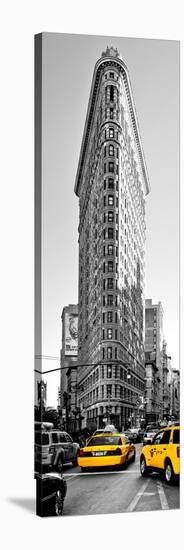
<box><xmin>74</xmin><ymin>51</ymin><xmax>150</xmax><ymax>197</ymax></box>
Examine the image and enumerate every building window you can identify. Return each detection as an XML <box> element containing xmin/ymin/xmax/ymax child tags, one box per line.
<box><xmin>108</xmin><ymin>261</ymin><xmax>113</xmax><ymax>272</ymax></box>
<box><xmin>109</xmin><ymin>145</ymin><xmax>114</xmax><ymax>156</ymax></box>
<box><xmin>109</xmin><ymin>162</ymin><xmax>114</xmax><ymax>173</ymax></box>
<box><xmin>104</xmin><ymin>196</ymin><xmax>106</xmax><ymax>206</ymax></box>
<box><xmin>107</xmin><ymin>295</ymin><xmax>113</xmax><ymax>306</ymax></box>
<box><xmin>107</xmin><ymin>311</ymin><xmax>113</xmax><ymax>323</ymax></box>
<box><xmin>104</xmin><ymin>163</ymin><xmax>106</xmax><ymax>174</ymax></box>
<box><xmin>109</xmin><ymin>72</ymin><xmax>114</xmax><ymax>79</ymax></box>
<box><xmin>107</xmin><ymin>278</ymin><xmax>113</xmax><ymax>289</ymax></box>
<box><xmin>107</xmin><ymin>365</ymin><xmax>112</xmax><ymax>378</ymax></box>
<box><xmin>110</xmin><ymin>86</ymin><xmax>114</xmax><ymax>101</ymax></box>
<box><xmin>114</xmin><ymin>366</ymin><xmax>118</xmax><ymax>378</ymax></box>
<box><xmin>101</xmin><ymin>385</ymin><xmax>104</xmax><ymax>399</ymax></box>
<box><xmin>109</xmin><ymin>128</ymin><xmax>114</xmax><ymax>138</ymax></box>
<box><xmin>108</xmin><ymin>211</ymin><xmax>114</xmax><ymax>222</ymax></box>
<box><xmin>104</xmin><ymin>146</ymin><xmax>106</xmax><ymax>158</ymax></box>
<box><xmin>110</xmin><ymin>108</ymin><xmax>113</xmax><ymax>119</ymax></box>
<box><xmin>108</xmin><ymin>178</ymin><xmax>114</xmax><ymax>189</ymax></box>
<box><xmin>103</xmin><ymin>295</ymin><xmax>106</xmax><ymax>306</ymax></box>
<box><xmin>108</xmin><ymin>195</ymin><xmax>114</xmax><ymax>206</ymax></box>
<box><xmin>101</xmin><ymin>365</ymin><xmax>104</xmax><ymax>378</ymax></box>
<box><xmin>107</xmin><ymin>328</ymin><xmax>113</xmax><ymax>340</ymax></box>
<box><xmin>104</xmin><ymin>180</ymin><xmax>106</xmax><ymax>190</ymax></box>
<box><xmin>107</xmin><ymin>347</ymin><xmax>112</xmax><ymax>359</ymax></box>
<box><xmin>108</xmin><ymin>228</ymin><xmax>113</xmax><ymax>239</ymax></box>
<box><xmin>108</xmin><ymin>244</ymin><xmax>113</xmax><ymax>255</ymax></box>
<box><xmin>107</xmin><ymin>384</ymin><xmax>112</xmax><ymax>397</ymax></box>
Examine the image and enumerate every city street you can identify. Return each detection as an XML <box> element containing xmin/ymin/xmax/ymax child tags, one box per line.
<box><xmin>62</xmin><ymin>444</ymin><xmax>179</xmax><ymax>516</ymax></box>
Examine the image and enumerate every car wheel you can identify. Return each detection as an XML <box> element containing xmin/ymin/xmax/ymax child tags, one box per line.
<box><xmin>57</xmin><ymin>456</ymin><xmax>64</xmax><ymax>473</ymax></box>
<box><xmin>164</xmin><ymin>461</ymin><xmax>174</xmax><ymax>484</ymax></box>
<box><xmin>140</xmin><ymin>456</ymin><xmax>148</xmax><ymax>477</ymax></box>
<box><xmin>54</xmin><ymin>489</ymin><xmax>64</xmax><ymax>516</ymax></box>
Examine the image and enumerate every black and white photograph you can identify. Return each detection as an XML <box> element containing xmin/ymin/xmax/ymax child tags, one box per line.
<box><xmin>34</xmin><ymin>33</ymin><xmax>180</xmax><ymax>517</ymax></box>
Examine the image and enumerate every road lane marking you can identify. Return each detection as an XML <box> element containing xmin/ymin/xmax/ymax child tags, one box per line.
<box><xmin>64</xmin><ymin>473</ymin><xmax>79</xmax><ymax>478</ymax></box>
<box><xmin>140</xmin><ymin>491</ymin><xmax>156</xmax><ymax>497</ymax></box>
<box><xmin>157</xmin><ymin>481</ymin><xmax>169</xmax><ymax>510</ymax></box>
<box><xmin>127</xmin><ymin>478</ymin><xmax>150</xmax><ymax>512</ymax></box>
<box><xmin>64</xmin><ymin>470</ymin><xmax>140</xmax><ymax>478</ymax></box>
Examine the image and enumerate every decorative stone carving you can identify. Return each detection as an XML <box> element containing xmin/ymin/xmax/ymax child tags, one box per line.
<box><xmin>102</xmin><ymin>46</ymin><xmax>120</xmax><ymax>58</ymax></box>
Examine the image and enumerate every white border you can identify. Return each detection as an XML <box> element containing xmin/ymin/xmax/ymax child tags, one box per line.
<box><xmin>0</xmin><ymin>1</ymin><xmax>183</xmax><ymax>549</ymax></box>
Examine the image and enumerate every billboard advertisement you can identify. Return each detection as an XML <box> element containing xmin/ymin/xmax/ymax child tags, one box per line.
<box><xmin>65</xmin><ymin>312</ymin><xmax>78</xmax><ymax>356</ymax></box>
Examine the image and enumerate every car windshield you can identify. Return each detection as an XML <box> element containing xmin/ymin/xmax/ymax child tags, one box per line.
<box><xmin>35</xmin><ymin>432</ymin><xmax>49</xmax><ymax>445</ymax></box>
<box><xmin>87</xmin><ymin>436</ymin><xmax>122</xmax><ymax>446</ymax></box>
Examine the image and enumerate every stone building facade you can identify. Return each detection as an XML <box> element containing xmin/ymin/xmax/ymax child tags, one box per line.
<box><xmin>170</xmin><ymin>368</ymin><xmax>180</xmax><ymax>420</ymax></box>
<box><xmin>74</xmin><ymin>47</ymin><xmax>150</xmax><ymax>430</ymax></box>
<box><xmin>60</xmin><ymin>304</ymin><xmax>78</xmax><ymax>429</ymax></box>
<box><xmin>161</xmin><ymin>340</ymin><xmax>172</xmax><ymax>420</ymax></box>
<box><xmin>145</xmin><ymin>299</ymin><xmax>164</xmax><ymax>421</ymax></box>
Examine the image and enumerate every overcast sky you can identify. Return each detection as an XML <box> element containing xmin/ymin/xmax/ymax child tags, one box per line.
<box><xmin>39</xmin><ymin>33</ymin><xmax>179</xmax><ymax>407</ymax></box>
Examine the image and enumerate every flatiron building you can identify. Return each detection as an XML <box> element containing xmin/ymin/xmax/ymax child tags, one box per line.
<box><xmin>74</xmin><ymin>47</ymin><xmax>150</xmax><ymax>430</ymax></box>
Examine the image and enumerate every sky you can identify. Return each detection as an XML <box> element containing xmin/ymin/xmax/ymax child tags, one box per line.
<box><xmin>38</xmin><ymin>33</ymin><xmax>180</xmax><ymax>407</ymax></box>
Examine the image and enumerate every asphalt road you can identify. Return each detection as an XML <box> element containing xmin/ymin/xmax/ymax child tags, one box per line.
<box><xmin>62</xmin><ymin>444</ymin><xmax>179</xmax><ymax>516</ymax></box>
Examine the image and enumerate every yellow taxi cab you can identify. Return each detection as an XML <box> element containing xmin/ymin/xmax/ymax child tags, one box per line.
<box><xmin>77</xmin><ymin>433</ymin><xmax>136</xmax><ymax>471</ymax></box>
<box><xmin>140</xmin><ymin>425</ymin><xmax>180</xmax><ymax>484</ymax></box>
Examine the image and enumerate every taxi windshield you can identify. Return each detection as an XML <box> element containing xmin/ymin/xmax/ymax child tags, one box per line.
<box><xmin>87</xmin><ymin>436</ymin><xmax>122</xmax><ymax>446</ymax></box>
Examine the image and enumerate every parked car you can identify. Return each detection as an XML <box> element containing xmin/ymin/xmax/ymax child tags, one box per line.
<box><xmin>140</xmin><ymin>425</ymin><xmax>180</xmax><ymax>484</ymax></box>
<box><xmin>34</xmin><ymin>423</ymin><xmax>80</xmax><ymax>472</ymax></box>
<box><xmin>77</xmin><ymin>433</ymin><xmax>136</xmax><ymax>471</ymax></box>
<box><xmin>36</xmin><ymin>472</ymin><xmax>67</xmax><ymax>516</ymax></box>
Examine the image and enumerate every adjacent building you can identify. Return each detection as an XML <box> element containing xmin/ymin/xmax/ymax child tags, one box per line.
<box><xmin>74</xmin><ymin>47</ymin><xmax>150</xmax><ymax>430</ymax></box>
<box><xmin>161</xmin><ymin>339</ymin><xmax>172</xmax><ymax>420</ymax></box>
<box><xmin>60</xmin><ymin>304</ymin><xmax>78</xmax><ymax>430</ymax></box>
<box><xmin>145</xmin><ymin>299</ymin><xmax>164</xmax><ymax>421</ymax></box>
<box><xmin>170</xmin><ymin>368</ymin><xmax>180</xmax><ymax>420</ymax></box>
